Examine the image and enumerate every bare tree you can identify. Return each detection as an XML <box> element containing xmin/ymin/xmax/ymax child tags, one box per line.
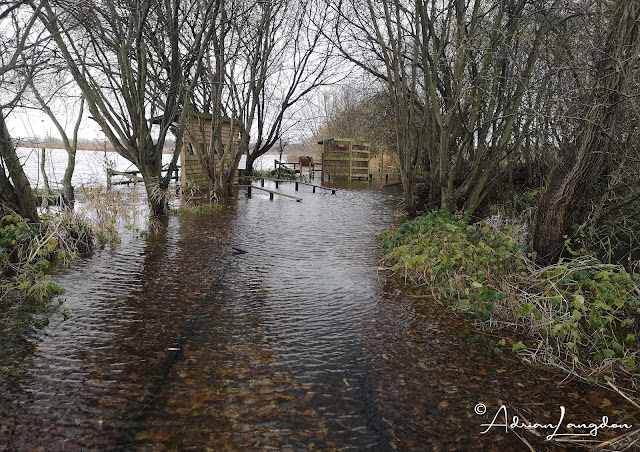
<box><xmin>366</xmin><ymin>0</ymin><xmax>426</xmax><ymax>215</ymax></box>
<box><xmin>28</xmin><ymin>75</ymin><xmax>84</xmax><ymax>206</ymax></box>
<box><xmin>242</xmin><ymin>0</ymin><xmax>339</xmax><ymax>176</ymax></box>
<box><xmin>330</xmin><ymin>0</ymin><xmax>559</xmax><ymax>215</ymax></box>
<box><xmin>186</xmin><ymin>0</ymin><xmax>337</xmax><ymax>198</ymax></box>
<box><xmin>184</xmin><ymin>0</ymin><xmax>241</xmax><ymax>200</ymax></box>
<box><xmin>0</xmin><ymin>111</ymin><xmax>40</xmax><ymax>221</ymax></box>
<box><xmin>0</xmin><ymin>0</ymin><xmax>46</xmax><ymax>221</ymax></box>
<box><xmin>35</xmin><ymin>0</ymin><xmax>219</xmax><ymax>214</ymax></box>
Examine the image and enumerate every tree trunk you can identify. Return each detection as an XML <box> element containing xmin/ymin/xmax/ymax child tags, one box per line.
<box><xmin>62</xmin><ymin>147</ymin><xmax>76</xmax><ymax>206</ymax></box>
<box><xmin>40</xmin><ymin>147</ymin><xmax>52</xmax><ymax>195</ymax></box>
<box><xmin>138</xmin><ymin>155</ymin><xmax>166</xmax><ymax>215</ymax></box>
<box><xmin>245</xmin><ymin>153</ymin><xmax>255</xmax><ymax>177</ymax></box>
<box><xmin>0</xmin><ymin>111</ymin><xmax>39</xmax><ymax>222</ymax></box>
<box><xmin>401</xmin><ymin>171</ymin><xmax>416</xmax><ymax>216</ymax></box>
<box><xmin>144</xmin><ymin>180</ymin><xmax>167</xmax><ymax>215</ymax></box>
<box><xmin>533</xmin><ymin>1</ymin><xmax>640</xmax><ymax>264</ymax></box>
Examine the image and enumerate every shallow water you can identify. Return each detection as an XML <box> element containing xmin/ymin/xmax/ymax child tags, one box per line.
<box><xmin>1</xmin><ymin>181</ymin><xmax>404</xmax><ymax>450</ymax></box>
<box><xmin>1</xmin><ymin>179</ymin><xmax>630</xmax><ymax>451</ymax></box>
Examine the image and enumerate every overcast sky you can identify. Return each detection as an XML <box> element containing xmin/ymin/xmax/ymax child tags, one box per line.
<box><xmin>6</xmin><ymin>105</ymin><xmax>104</xmax><ymax>143</ymax></box>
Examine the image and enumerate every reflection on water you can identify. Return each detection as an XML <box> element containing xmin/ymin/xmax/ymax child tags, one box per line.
<box><xmin>0</xmin><ymin>180</ymin><xmax>599</xmax><ymax>451</ymax></box>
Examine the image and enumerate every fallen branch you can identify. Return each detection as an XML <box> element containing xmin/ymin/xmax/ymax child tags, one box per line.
<box><xmin>607</xmin><ymin>381</ymin><xmax>640</xmax><ymax>412</ymax></box>
<box><xmin>592</xmin><ymin>429</ymin><xmax>638</xmax><ymax>450</ymax></box>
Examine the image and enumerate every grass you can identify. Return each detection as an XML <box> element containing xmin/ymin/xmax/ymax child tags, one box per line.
<box><xmin>379</xmin><ymin>210</ymin><xmax>640</xmax><ymax>384</ymax></box>
<box><xmin>0</xmin><ymin>211</ymin><xmax>91</xmax><ymax>379</ymax></box>
<box><xmin>169</xmin><ymin>202</ymin><xmax>221</xmax><ymax>216</ymax></box>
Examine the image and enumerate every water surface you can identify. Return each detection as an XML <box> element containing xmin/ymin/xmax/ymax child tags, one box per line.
<box><xmin>2</xmin><ymin>180</ymin><xmax>614</xmax><ymax>451</ymax></box>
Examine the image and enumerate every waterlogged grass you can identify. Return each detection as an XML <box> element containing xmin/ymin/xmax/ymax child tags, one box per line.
<box><xmin>168</xmin><ymin>202</ymin><xmax>222</xmax><ymax>216</ymax></box>
<box><xmin>0</xmin><ymin>212</ymin><xmax>90</xmax><ymax>379</ymax></box>
<box><xmin>379</xmin><ymin>210</ymin><xmax>640</xmax><ymax>381</ymax></box>
<box><xmin>2</xmin><ymin>187</ymin><xmax>158</xmax><ymax>305</ymax></box>
<box><xmin>0</xmin><ymin>213</ymin><xmax>92</xmax><ymax>303</ymax></box>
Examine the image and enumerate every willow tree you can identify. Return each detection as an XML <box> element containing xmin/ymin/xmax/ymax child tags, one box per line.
<box><xmin>177</xmin><ymin>0</ymin><xmax>236</xmax><ymax>201</ymax></box>
<box><xmin>365</xmin><ymin>0</ymin><xmax>425</xmax><ymax>215</ymax></box>
<box><xmin>28</xmin><ymin>78</ymin><xmax>84</xmax><ymax>206</ymax></box>
<box><xmin>331</xmin><ymin>0</ymin><xmax>559</xmax><ymax>215</ymax></box>
<box><xmin>185</xmin><ymin>0</ymin><xmax>261</xmax><ymax>200</ymax></box>
<box><xmin>0</xmin><ymin>112</ymin><xmax>39</xmax><ymax>221</ymax></box>
<box><xmin>34</xmin><ymin>0</ymin><xmax>219</xmax><ymax>214</ymax></box>
<box><xmin>533</xmin><ymin>0</ymin><xmax>640</xmax><ymax>263</ymax></box>
<box><xmin>186</xmin><ymin>0</ymin><xmax>337</xmax><ymax>196</ymax></box>
<box><xmin>241</xmin><ymin>0</ymin><xmax>338</xmax><ymax>176</ymax></box>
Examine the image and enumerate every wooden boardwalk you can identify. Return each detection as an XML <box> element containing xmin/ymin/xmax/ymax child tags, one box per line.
<box><xmin>107</xmin><ymin>165</ymin><xmax>179</xmax><ymax>187</ymax></box>
<box><xmin>246</xmin><ymin>176</ymin><xmax>337</xmax><ymax>195</ymax></box>
<box><xmin>236</xmin><ymin>184</ymin><xmax>302</xmax><ymax>202</ymax></box>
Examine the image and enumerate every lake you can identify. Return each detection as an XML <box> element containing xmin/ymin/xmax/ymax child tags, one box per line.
<box><xmin>15</xmin><ymin>147</ymin><xmax>281</xmax><ymax>190</ymax></box>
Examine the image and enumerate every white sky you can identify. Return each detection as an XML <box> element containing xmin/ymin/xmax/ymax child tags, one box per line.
<box><xmin>6</xmin><ymin>105</ymin><xmax>104</xmax><ymax>143</ymax></box>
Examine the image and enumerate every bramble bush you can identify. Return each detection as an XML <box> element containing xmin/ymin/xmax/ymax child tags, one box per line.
<box><xmin>379</xmin><ymin>210</ymin><xmax>640</xmax><ymax>379</ymax></box>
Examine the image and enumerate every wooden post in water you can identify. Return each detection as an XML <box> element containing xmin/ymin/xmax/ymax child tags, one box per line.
<box><xmin>261</xmin><ymin>178</ymin><xmax>264</xmax><ymax>187</ymax></box>
<box><xmin>247</xmin><ymin>186</ymin><xmax>252</xmax><ymax>198</ymax></box>
<box><xmin>270</xmin><ymin>192</ymin><xmax>274</xmax><ymax>200</ymax></box>
<box><xmin>275</xmin><ymin>180</ymin><xmax>279</xmax><ymax>188</ymax></box>
<box><xmin>295</xmin><ymin>182</ymin><xmax>299</xmax><ymax>191</ymax></box>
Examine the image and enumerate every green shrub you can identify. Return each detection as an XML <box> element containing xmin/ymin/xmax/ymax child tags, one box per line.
<box><xmin>380</xmin><ymin>210</ymin><xmax>640</xmax><ymax>378</ymax></box>
<box><xmin>379</xmin><ymin>210</ymin><xmax>524</xmax><ymax>289</ymax></box>
<box><xmin>1</xmin><ymin>212</ymin><xmax>96</xmax><ymax>303</ymax></box>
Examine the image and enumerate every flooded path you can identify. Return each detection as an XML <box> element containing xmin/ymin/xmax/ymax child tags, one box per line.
<box><xmin>1</xmin><ymin>181</ymin><xmax>634</xmax><ymax>451</ymax></box>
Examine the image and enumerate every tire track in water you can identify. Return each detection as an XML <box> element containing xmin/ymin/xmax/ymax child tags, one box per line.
<box><xmin>116</xmin><ymin>186</ymin><xmax>398</xmax><ymax>450</ymax></box>
<box><xmin>116</xmin><ymin>258</ymin><xmax>393</xmax><ymax>450</ymax></box>
<box><xmin>116</xmin><ymin>260</ymin><xmax>229</xmax><ymax>450</ymax></box>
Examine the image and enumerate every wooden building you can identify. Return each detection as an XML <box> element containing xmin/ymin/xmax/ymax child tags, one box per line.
<box><xmin>180</xmin><ymin>113</ymin><xmax>242</xmax><ymax>189</ymax></box>
<box><xmin>318</xmin><ymin>138</ymin><xmax>370</xmax><ymax>180</ymax></box>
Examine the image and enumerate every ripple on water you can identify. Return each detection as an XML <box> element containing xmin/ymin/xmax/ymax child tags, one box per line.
<box><xmin>2</xmin><ymin>183</ymin><xmax>411</xmax><ymax>450</ymax></box>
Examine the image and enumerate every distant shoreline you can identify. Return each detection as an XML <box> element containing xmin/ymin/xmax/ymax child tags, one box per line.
<box><xmin>16</xmin><ymin>140</ymin><xmax>175</xmax><ymax>154</ymax></box>
<box><xmin>18</xmin><ymin>139</ymin><xmax>299</xmax><ymax>158</ymax></box>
